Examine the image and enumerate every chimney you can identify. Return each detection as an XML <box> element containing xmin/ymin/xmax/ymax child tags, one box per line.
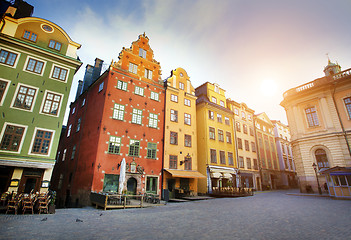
<box><xmin>91</xmin><ymin>58</ymin><xmax>104</xmax><ymax>82</ymax></box>
<box><xmin>81</xmin><ymin>64</ymin><xmax>94</xmax><ymax>93</ymax></box>
<box><xmin>75</xmin><ymin>80</ymin><xmax>83</xmax><ymax>100</ymax></box>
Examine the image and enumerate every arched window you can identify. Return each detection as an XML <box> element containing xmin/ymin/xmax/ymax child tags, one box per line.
<box><xmin>315</xmin><ymin>149</ymin><xmax>329</xmax><ymax>169</ymax></box>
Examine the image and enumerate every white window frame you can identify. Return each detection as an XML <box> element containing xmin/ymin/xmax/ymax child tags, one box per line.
<box><xmin>179</xmin><ymin>82</ymin><xmax>184</xmax><ymax>90</ymax></box>
<box><xmin>132</xmin><ymin>108</ymin><xmax>143</xmax><ymax>125</ymax></box>
<box><xmin>67</xmin><ymin>124</ymin><xmax>72</xmax><ymax>137</ymax></box>
<box><xmin>134</xmin><ymin>86</ymin><xmax>144</xmax><ymax>96</ymax></box>
<box><xmin>220</xmin><ymin>100</ymin><xmax>225</xmax><ymax>107</ymax></box>
<box><xmin>113</xmin><ymin>103</ymin><xmax>125</xmax><ymax>121</ymax></box>
<box><xmin>117</xmin><ymin>80</ymin><xmax>128</xmax><ymax>91</ymax></box>
<box><xmin>144</xmin><ymin>68</ymin><xmax>153</xmax><ymax>79</ymax></box>
<box><xmin>139</xmin><ymin>48</ymin><xmax>146</xmax><ymax>58</ymax></box>
<box><xmin>49</xmin><ymin>64</ymin><xmax>69</xmax><ymax>82</ymax></box>
<box><xmin>23</xmin><ymin>55</ymin><xmax>46</xmax><ymax>76</ymax></box>
<box><xmin>148</xmin><ymin>113</ymin><xmax>158</xmax><ymax>128</ymax></box>
<box><xmin>0</xmin><ymin>122</ymin><xmax>28</xmax><ymax>154</ymax></box>
<box><xmin>212</xmin><ymin>97</ymin><xmax>217</xmax><ymax>104</ymax></box>
<box><xmin>171</xmin><ymin>94</ymin><xmax>178</xmax><ymax>102</ymax></box>
<box><xmin>28</xmin><ymin>127</ymin><xmax>55</xmax><ymax>156</ymax></box>
<box><xmin>39</xmin><ymin>90</ymin><xmax>63</xmax><ymax>117</ymax></box>
<box><xmin>184</xmin><ymin>113</ymin><xmax>191</xmax><ymax>125</ymax></box>
<box><xmin>129</xmin><ymin>62</ymin><xmax>138</xmax><ymax>74</ymax></box>
<box><xmin>0</xmin><ymin>78</ymin><xmax>11</xmax><ymax>106</ymax></box>
<box><xmin>0</xmin><ymin>47</ymin><xmax>20</xmax><ymax>68</ymax></box>
<box><xmin>184</xmin><ymin>98</ymin><xmax>191</xmax><ymax>107</ymax></box>
<box><xmin>150</xmin><ymin>91</ymin><xmax>159</xmax><ymax>101</ymax></box>
<box><xmin>10</xmin><ymin>83</ymin><xmax>39</xmax><ymax>112</ymax></box>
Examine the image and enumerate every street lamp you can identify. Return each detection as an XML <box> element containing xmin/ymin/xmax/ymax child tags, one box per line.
<box><xmin>312</xmin><ymin>162</ymin><xmax>322</xmax><ymax>195</ymax></box>
<box><xmin>180</xmin><ymin>153</ymin><xmax>191</xmax><ymax>165</ymax></box>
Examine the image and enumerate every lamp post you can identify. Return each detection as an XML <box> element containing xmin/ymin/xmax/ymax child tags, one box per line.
<box><xmin>312</xmin><ymin>162</ymin><xmax>322</xmax><ymax>195</ymax></box>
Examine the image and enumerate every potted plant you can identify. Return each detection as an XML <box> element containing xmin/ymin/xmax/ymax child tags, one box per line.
<box><xmin>48</xmin><ymin>190</ymin><xmax>56</xmax><ymax>214</ymax></box>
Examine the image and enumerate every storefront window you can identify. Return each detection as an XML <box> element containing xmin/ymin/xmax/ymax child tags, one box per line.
<box><xmin>332</xmin><ymin>175</ymin><xmax>340</xmax><ymax>186</ymax></box>
<box><xmin>103</xmin><ymin>174</ymin><xmax>119</xmax><ymax>192</ymax></box>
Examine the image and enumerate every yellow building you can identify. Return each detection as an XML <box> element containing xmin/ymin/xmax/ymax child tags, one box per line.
<box><xmin>163</xmin><ymin>68</ymin><xmax>205</xmax><ymax>199</ymax></box>
<box><xmin>227</xmin><ymin>100</ymin><xmax>261</xmax><ymax>190</ymax></box>
<box><xmin>196</xmin><ymin>82</ymin><xmax>237</xmax><ymax>194</ymax></box>
<box><xmin>254</xmin><ymin>113</ymin><xmax>280</xmax><ymax>190</ymax></box>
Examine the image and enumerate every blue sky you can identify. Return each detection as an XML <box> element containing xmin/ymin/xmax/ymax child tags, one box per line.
<box><xmin>29</xmin><ymin>0</ymin><xmax>351</xmax><ymax>124</ymax></box>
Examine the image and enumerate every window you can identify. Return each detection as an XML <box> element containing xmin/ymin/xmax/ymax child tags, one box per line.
<box><xmin>305</xmin><ymin>107</ymin><xmax>319</xmax><ymax>127</ymax></box>
<box><xmin>0</xmin><ymin>80</ymin><xmax>9</xmax><ymax>104</ymax></box>
<box><xmin>23</xmin><ymin>30</ymin><xmax>37</xmax><ymax>42</ymax></box>
<box><xmin>218</xmin><ymin>130</ymin><xmax>224</xmax><ymax>142</ymax></box>
<box><xmin>212</xmin><ymin>97</ymin><xmax>217</xmax><ymax>104</ymax></box>
<box><xmin>210</xmin><ymin>149</ymin><xmax>217</xmax><ymax>163</ymax></box>
<box><xmin>239</xmin><ymin>156</ymin><xmax>244</xmax><ymax>168</ymax></box>
<box><xmin>128</xmin><ymin>139</ymin><xmax>140</xmax><ymax>157</ymax></box>
<box><xmin>243</xmin><ymin>124</ymin><xmax>248</xmax><ymax>134</ymax></box>
<box><xmin>184</xmin><ymin>113</ymin><xmax>191</xmax><ymax>125</ymax></box>
<box><xmin>146</xmin><ymin>177</ymin><xmax>158</xmax><ymax>193</ymax></box>
<box><xmin>236</xmin><ymin>122</ymin><xmax>241</xmax><ymax>132</ymax></box>
<box><xmin>117</xmin><ymin>80</ymin><xmax>128</xmax><ymax>91</ymax></box>
<box><xmin>42</xmin><ymin>92</ymin><xmax>62</xmax><ymax>116</ymax></box>
<box><xmin>170</xmin><ymin>109</ymin><xmax>178</xmax><ymax>122</ymax></box>
<box><xmin>139</xmin><ymin>48</ymin><xmax>146</xmax><ymax>58</ymax></box>
<box><xmin>344</xmin><ymin>97</ymin><xmax>351</xmax><ymax>118</ymax></box>
<box><xmin>26</xmin><ymin>58</ymin><xmax>44</xmax><ymax>74</ymax></box>
<box><xmin>209</xmin><ymin>127</ymin><xmax>215</xmax><ymax>140</ymax></box>
<box><xmin>170</xmin><ymin>132</ymin><xmax>178</xmax><ymax>145</ymax></box>
<box><xmin>144</xmin><ymin>69</ymin><xmax>153</xmax><ymax>79</ymax></box>
<box><xmin>0</xmin><ymin>49</ymin><xmax>18</xmax><ymax>66</ymax></box>
<box><xmin>238</xmin><ymin>138</ymin><xmax>243</xmax><ymax>149</ymax></box>
<box><xmin>208</xmin><ymin>110</ymin><xmax>214</xmax><ymax>120</ymax></box>
<box><xmin>184</xmin><ymin>98</ymin><xmax>191</xmax><ymax>106</ymax></box>
<box><xmin>81</xmin><ymin>98</ymin><xmax>85</xmax><ymax>106</ymax></box>
<box><xmin>13</xmin><ymin>85</ymin><xmax>36</xmax><ymax>110</ymax></box>
<box><xmin>217</xmin><ymin>114</ymin><xmax>222</xmax><ymax>123</ymax></box>
<box><xmin>253</xmin><ymin>159</ymin><xmax>258</xmax><ymax>170</ymax></box>
<box><xmin>179</xmin><ymin>82</ymin><xmax>184</xmax><ymax>90</ymax></box>
<box><xmin>234</xmin><ymin>108</ymin><xmax>239</xmax><ymax>115</ymax></box>
<box><xmin>113</xmin><ymin>104</ymin><xmax>125</xmax><ymax>120</ymax></box>
<box><xmin>76</xmin><ymin>118</ymin><xmax>81</xmax><ymax>132</ymax></box>
<box><xmin>251</xmin><ymin>142</ymin><xmax>256</xmax><ymax>152</ymax></box>
<box><xmin>132</xmin><ymin>108</ymin><xmax>143</xmax><ymax>124</ymax></box>
<box><xmin>99</xmin><ymin>82</ymin><xmax>104</xmax><ymax>92</ymax></box>
<box><xmin>31</xmin><ymin>129</ymin><xmax>53</xmax><ymax>155</ymax></box>
<box><xmin>171</xmin><ymin>94</ymin><xmax>178</xmax><ymax>102</ymax></box>
<box><xmin>226</xmin><ymin>132</ymin><xmax>232</xmax><ymax>143</ymax></box>
<box><xmin>315</xmin><ymin>149</ymin><xmax>329</xmax><ymax>169</ymax></box>
<box><xmin>184</xmin><ymin>156</ymin><xmax>192</xmax><ymax>170</ymax></box>
<box><xmin>228</xmin><ymin>152</ymin><xmax>234</xmax><ymax>166</ymax></box>
<box><xmin>245</xmin><ymin>140</ymin><xmax>250</xmax><ymax>151</ymax></box>
<box><xmin>147</xmin><ymin>142</ymin><xmax>157</xmax><ymax>159</ymax></box>
<box><xmin>169</xmin><ymin>155</ymin><xmax>177</xmax><ymax>169</ymax></box>
<box><xmin>249</xmin><ymin>127</ymin><xmax>254</xmax><ymax>136</ymax></box>
<box><xmin>241</xmin><ymin>111</ymin><xmax>246</xmax><ymax>119</ymax></box>
<box><xmin>108</xmin><ymin>136</ymin><xmax>121</xmax><ymax>154</ymax></box>
<box><xmin>0</xmin><ymin>124</ymin><xmax>25</xmax><ymax>152</ymax></box>
<box><xmin>246</xmin><ymin>158</ymin><xmax>252</xmax><ymax>169</ymax></box>
<box><xmin>184</xmin><ymin>134</ymin><xmax>191</xmax><ymax>147</ymax></box>
<box><xmin>220</xmin><ymin>101</ymin><xmax>225</xmax><ymax>107</ymax></box>
<box><xmin>129</xmin><ymin>62</ymin><xmax>138</xmax><ymax>74</ymax></box>
<box><xmin>103</xmin><ymin>174</ymin><xmax>119</xmax><ymax>192</ymax></box>
<box><xmin>220</xmin><ymin>151</ymin><xmax>226</xmax><ymax>164</ymax></box>
<box><xmin>150</xmin><ymin>91</ymin><xmax>159</xmax><ymax>101</ymax></box>
<box><xmin>67</xmin><ymin>124</ymin><xmax>72</xmax><ymax>137</ymax></box>
<box><xmin>71</xmin><ymin>145</ymin><xmax>76</xmax><ymax>160</ymax></box>
<box><xmin>248</xmin><ymin>114</ymin><xmax>252</xmax><ymax>121</ymax></box>
<box><xmin>225</xmin><ymin>117</ymin><xmax>230</xmax><ymax>125</ymax></box>
<box><xmin>48</xmin><ymin>40</ymin><xmax>62</xmax><ymax>51</ymax></box>
<box><xmin>214</xmin><ymin>85</ymin><xmax>219</xmax><ymax>93</ymax></box>
<box><xmin>149</xmin><ymin>113</ymin><xmax>158</xmax><ymax>128</ymax></box>
<box><xmin>62</xmin><ymin>149</ymin><xmax>66</xmax><ymax>161</ymax></box>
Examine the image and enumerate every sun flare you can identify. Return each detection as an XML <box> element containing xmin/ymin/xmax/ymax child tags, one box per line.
<box><xmin>260</xmin><ymin>79</ymin><xmax>278</xmax><ymax>97</ymax></box>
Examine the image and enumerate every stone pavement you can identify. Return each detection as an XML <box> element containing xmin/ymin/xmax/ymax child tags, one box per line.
<box><xmin>0</xmin><ymin>190</ymin><xmax>350</xmax><ymax>240</ymax></box>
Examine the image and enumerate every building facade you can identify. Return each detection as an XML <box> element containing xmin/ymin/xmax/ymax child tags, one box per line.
<box><xmin>272</xmin><ymin>120</ymin><xmax>298</xmax><ymax>188</ymax></box>
<box><xmin>196</xmin><ymin>83</ymin><xmax>237</xmax><ymax>194</ymax></box>
<box><xmin>254</xmin><ymin>113</ymin><xmax>280</xmax><ymax>190</ymax></box>
<box><xmin>163</xmin><ymin>68</ymin><xmax>205</xmax><ymax>199</ymax></box>
<box><xmin>281</xmin><ymin>60</ymin><xmax>351</xmax><ymax>196</ymax></box>
<box><xmin>227</xmin><ymin>100</ymin><xmax>261</xmax><ymax>190</ymax></box>
<box><xmin>0</xmin><ymin>5</ymin><xmax>81</xmax><ymax>194</ymax></box>
<box><xmin>51</xmin><ymin>34</ymin><xmax>165</xmax><ymax>206</ymax></box>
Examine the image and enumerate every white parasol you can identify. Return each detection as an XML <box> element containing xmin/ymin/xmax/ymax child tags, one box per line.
<box><xmin>118</xmin><ymin>158</ymin><xmax>126</xmax><ymax>194</ymax></box>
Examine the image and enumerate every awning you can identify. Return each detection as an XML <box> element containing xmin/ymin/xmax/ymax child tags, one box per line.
<box><xmin>222</xmin><ymin>173</ymin><xmax>233</xmax><ymax>179</ymax></box>
<box><xmin>239</xmin><ymin>172</ymin><xmax>253</xmax><ymax>177</ymax></box>
<box><xmin>210</xmin><ymin>172</ymin><xmax>222</xmax><ymax>178</ymax></box>
<box><xmin>164</xmin><ymin>169</ymin><xmax>206</xmax><ymax>178</ymax></box>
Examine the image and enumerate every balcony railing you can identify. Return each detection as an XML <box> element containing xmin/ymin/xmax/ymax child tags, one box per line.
<box><xmin>332</xmin><ymin>68</ymin><xmax>351</xmax><ymax>80</ymax></box>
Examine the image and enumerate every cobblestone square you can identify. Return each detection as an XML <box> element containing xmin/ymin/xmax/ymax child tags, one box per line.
<box><xmin>0</xmin><ymin>190</ymin><xmax>350</xmax><ymax>240</ymax></box>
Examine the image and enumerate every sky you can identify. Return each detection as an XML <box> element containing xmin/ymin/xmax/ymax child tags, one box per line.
<box><xmin>28</xmin><ymin>0</ymin><xmax>351</xmax><ymax>125</ymax></box>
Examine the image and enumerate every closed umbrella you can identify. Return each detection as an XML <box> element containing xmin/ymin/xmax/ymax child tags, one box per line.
<box><xmin>118</xmin><ymin>158</ymin><xmax>126</xmax><ymax>194</ymax></box>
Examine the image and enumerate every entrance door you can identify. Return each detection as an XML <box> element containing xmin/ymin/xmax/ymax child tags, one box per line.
<box><xmin>0</xmin><ymin>167</ymin><xmax>13</xmax><ymax>193</ymax></box>
<box><xmin>167</xmin><ymin>179</ymin><xmax>175</xmax><ymax>199</ymax></box>
<box><xmin>19</xmin><ymin>176</ymin><xmax>41</xmax><ymax>193</ymax></box>
<box><xmin>127</xmin><ymin>177</ymin><xmax>137</xmax><ymax>195</ymax></box>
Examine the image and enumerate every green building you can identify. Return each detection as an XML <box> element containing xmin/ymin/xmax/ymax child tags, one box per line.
<box><xmin>0</xmin><ymin>3</ymin><xmax>81</xmax><ymax>194</ymax></box>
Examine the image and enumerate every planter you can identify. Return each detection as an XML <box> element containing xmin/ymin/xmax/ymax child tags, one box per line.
<box><xmin>48</xmin><ymin>205</ymin><xmax>55</xmax><ymax>214</ymax></box>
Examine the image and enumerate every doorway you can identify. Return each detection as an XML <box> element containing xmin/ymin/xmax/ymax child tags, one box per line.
<box><xmin>127</xmin><ymin>177</ymin><xmax>137</xmax><ymax>195</ymax></box>
<box><xmin>167</xmin><ymin>179</ymin><xmax>175</xmax><ymax>199</ymax></box>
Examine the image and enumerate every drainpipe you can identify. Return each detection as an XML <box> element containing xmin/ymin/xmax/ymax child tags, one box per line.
<box><xmin>331</xmin><ymin>82</ymin><xmax>351</xmax><ymax>158</ymax></box>
<box><xmin>253</xmin><ymin>117</ymin><xmax>263</xmax><ymax>191</ymax></box>
<box><xmin>161</xmin><ymin>80</ymin><xmax>167</xmax><ymax>200</ymax></box>
<box><xmin>232</xmin><ymin>113</ymin><xmax>240</xmax><ymax>188</ymax></box>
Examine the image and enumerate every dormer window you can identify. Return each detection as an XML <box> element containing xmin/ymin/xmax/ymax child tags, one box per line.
<box><xmin>23</xmin><ymin>30</ymin><xmax>37</xmax><ymax>42</ymax></box>
<box><xmin>49</xmin><ymin>40</ymin><xmax>62</xmax><ymax>51</ymax></box>
<box><xmin>139</xmin><ymin>48</ymin><xmax>146</xmax><ymax>58</ymax></box>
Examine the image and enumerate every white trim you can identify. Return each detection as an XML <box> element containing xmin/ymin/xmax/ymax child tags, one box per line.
<box><xmin>28</xmin><ymin>127</ymin><xmax>55</xmax><ymax>156</ymax></box>
<box><xmin>0</xmin><ymin>158</ymin><xmax>54</xmax><ymax>169</ymax></box>
<box><xmin>49</xmin><ymin>63</ymin><xmax>70</xmax><ymax>83</ymax></box>
<box><xmin>39</xmin><ymin>90</ymin><xmax>64</xmax><ymax>117</ymax></box>
<box><xmin>22</xmin><ymin>55</ymin><xmax>47</xmax><ymax>76</ymax></box>
<box><xmin>10</xmin><ymin>83</ymin><xmax>39</xmax><ymax>112</ymax></box>
<box><xmin>0</xmin><ymin>78</ymin><xmax>11</xmax><ymax>106</ymax></box>
<box><xmin>0</xmin><ymin>45</ymin><xmax>21</xmax><ymax>69</ymax></box>
<box><xmin>0</xmin><ymin>122</ymin><xmax>28</xmax><ymax>154</ymax></box>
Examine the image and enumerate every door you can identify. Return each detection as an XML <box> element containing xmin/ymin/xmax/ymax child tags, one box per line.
<box><xmin>127</xmin><ymin>177</ymin><xmax>137</xmax><ymax>195</ymax></box>
<box><xmin>19</xmin><ymin>176</ymin><xmax>41</xmax><ymax>193</ymax></box>
<box><xmin>167</xmin><ymin>179</ymin><xmax>175</xmax><ymax>199</ymax></box>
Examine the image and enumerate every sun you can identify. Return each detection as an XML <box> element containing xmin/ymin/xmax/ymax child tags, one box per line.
<box><xmin>260</xmin><ymin>79</ymin><xmax>278</xmax><ymax>97</ymax></box>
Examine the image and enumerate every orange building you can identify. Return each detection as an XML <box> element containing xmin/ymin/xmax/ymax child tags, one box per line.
<box><xmin>51</xmin><ymin>34</ymin><xmax>165</xmax><ymax>206</ymax></box>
